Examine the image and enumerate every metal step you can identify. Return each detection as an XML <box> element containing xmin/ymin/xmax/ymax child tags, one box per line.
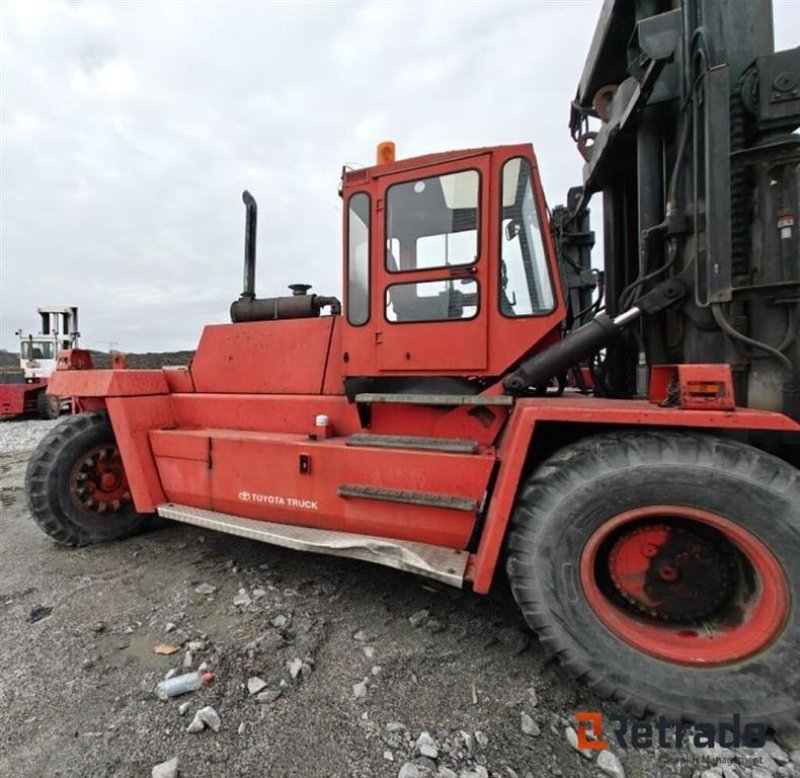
<box><xmin>157</xmin><ymin>503</ymin><xmax>469</xmax><ymax>587</ymax></box>
<box><xmin>338</xmin><ymin>484</ymin><xmax>478</xmax><ymax>512</ymax></box>
<box><xmin>346</xmin><ymin>433</ymin><xmax>479</xmax><ymax>454</ymax></box>
<box><xmin>354</xmin><ymin>392</ymin><xmax>514</xmax><ymax>407</ymax></box>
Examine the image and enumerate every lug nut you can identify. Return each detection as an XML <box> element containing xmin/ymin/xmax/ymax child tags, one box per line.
<box><xmin>659</xmin><ymin>565</ymin><xmax>679</xmax><ymax>582</ymax></box>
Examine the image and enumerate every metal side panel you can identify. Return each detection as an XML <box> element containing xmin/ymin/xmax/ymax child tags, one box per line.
<box><xmin>157</xmin><ymin>503</ymin><xmax>469</xmax><ymax>588</ymax></box>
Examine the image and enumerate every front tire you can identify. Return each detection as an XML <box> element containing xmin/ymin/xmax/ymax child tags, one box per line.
<box><xmin>506</xmin><ymin>430</ymin><xmax>800</xmax><ymax>730</ymax></box>
<box><xmin>25</xmin><ymin>412</ymin><xmax>150</xmax><ymax>546</ymax></box>
<box><xmin>37</xmin><ymin>391</ymin><xmax>60</xmax><ymax>420</ymax></box>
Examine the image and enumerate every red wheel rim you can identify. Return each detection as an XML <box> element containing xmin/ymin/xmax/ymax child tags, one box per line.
<box><xmin>69</xmin><ymin>444</ymin><xmax>132</xmax><ymax>515</ymax></box>
<box><xmin>579</xmin><ymin>505</ymin><xmax>790</xmax><ymax>665</ymax></box>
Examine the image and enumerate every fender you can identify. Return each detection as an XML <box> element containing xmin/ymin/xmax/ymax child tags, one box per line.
<box><xmin>106</xmin><ymin>395</ymin><xmax>175</xmax><ymax>513</ymax></box>
<box><xmin>47</xmin><ymin>369</ymin><xmax>173</xmax><ymax>514</ymax></box>
<box><xmin>469</xmin><ymin>397</ymin><xmax>800</xmax><ymax>594</ymax></box>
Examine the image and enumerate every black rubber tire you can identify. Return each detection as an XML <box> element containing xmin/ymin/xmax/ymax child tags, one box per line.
<box><xmin>37</xmin><ymin>391</ymin><xmax>60</xmax><ymax>420</ymax></box>
<box><xmin>505</xmin><ymin>430</ymin><xmax>800</xmax><ymax>731</ymax></box>
<box><xmin>25</xmin><ymin>411</ymin><xmax>151</xmax><ymax>546</ymax></box>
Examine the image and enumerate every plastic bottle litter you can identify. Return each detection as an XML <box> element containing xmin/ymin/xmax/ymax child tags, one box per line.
<box><xmin>156</xmin><ymin>671</ymin><xmax>215</xmax><ymax>700</ymax></box>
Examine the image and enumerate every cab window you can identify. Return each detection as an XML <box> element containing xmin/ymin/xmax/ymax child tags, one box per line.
<box><xmin>385</xmin><ymin>278</ymin><xmax>478</xmax><ymax>323</ymax></box>
<box><xmin>384</xmin><ymin>169</ymin><xmax>481</xmax><ymax>323</ymax></box>
<box><xmin>347</xmin><ymin>193</ymin><xmax>370</xmax><ymax>326</ymax></box>
<box><xmin>500</xmin><ymin>158</ymin><xmax>555</xmax><ymax>316</ymax></box>
<box><xmin>385</xmin><ymin>170</ymin><xmax>479</xmax><ymax>272</ymax></box>
<box><xmin>22</xmin><ymin>341</ymin><xmax>55</xmax><ymax>359</ymax></box>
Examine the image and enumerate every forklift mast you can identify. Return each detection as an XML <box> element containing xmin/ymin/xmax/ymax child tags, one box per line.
<box><xmin>555</xmin><ymin>0</ymin><xmax>800</xmax><ymax>420</ymax></box>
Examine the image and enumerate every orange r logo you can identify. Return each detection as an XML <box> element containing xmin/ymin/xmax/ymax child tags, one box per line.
<box><xmin>576</xmin><ymin>712</ymin><xmax>608</xmax><ymax>750</ymax></box>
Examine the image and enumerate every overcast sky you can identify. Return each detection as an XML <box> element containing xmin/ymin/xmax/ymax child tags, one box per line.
<box><xmin>1</xmin><ymin>0</ymin><xmax>798</xmax><ymax>353</ymax></box>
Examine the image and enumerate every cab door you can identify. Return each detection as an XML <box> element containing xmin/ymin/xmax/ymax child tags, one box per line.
<box><xmin>372</xmin><ymin>154</ymin><xmax>490</xmax><ymax>372</ymax></box>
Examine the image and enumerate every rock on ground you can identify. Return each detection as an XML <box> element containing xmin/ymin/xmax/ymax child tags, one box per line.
<box><xmin>352</xmin><ymin>678</ymin><xmax>369</xmax><ymax>700</ymax></box>
<box><xmin>565</xmin><ymin>726</ymin><xmax>593</xmax><ymax>759</ymax></box>
<box><xmin>187</xmin><ymin>706</ymin><xmax>221</xmax><ymax>734</ymax></box>
<box><xmin>415</xmin><ymin>731</ymin><xmax>438</xmax><ymax>759</ymax></box>
<box><xmin>520</xmin><ymin>711</ymin><xmax>540</xmax><ymax>737</ymax></box>
<box><xmin>152</xmin><ymin>756</ymin><xmax>179</xmax><ymax>778</ymax></box>
<box><xmin>247</xmin><ymin>677</ymin><xmax>267</xmax><ymax>695</ymax></box>
<box><xmin>398</xmin><ymin>763</ymin><xmax>420</xmax><ymax>778</ymax></box>
<box><xmin>197</xmin><ymin>706</ymin><xmax>221</xmax><ymax>732</ymax></box>
<box><xmin>597</xmin><ymin>750</ymin><xmax>625</xmax><ymax>778</ymax></box>
<box><xmin>408</xmin><ymin>609</ymin><xmax>429</xmax><ymax>628</ymax></box>
<box><xmin>186</xmin><ymin>715</ymin><xmax>205</xmax><ymax>735</ymax></box>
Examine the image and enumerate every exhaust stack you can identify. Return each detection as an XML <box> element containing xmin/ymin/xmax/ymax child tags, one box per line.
<box><xmin>230</xmin><ymin>190</ymin><xmax>341</xmax><ymax>323</ymax></box>
<box><xmin>241</xmin><ymin>190</ymin><xmax>257</xmax><ymax>300</ymax></box>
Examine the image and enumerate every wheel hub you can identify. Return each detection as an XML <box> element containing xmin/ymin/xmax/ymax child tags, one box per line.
<box><xmin>580</xmin><ymin>505</ymin><xmax>790</xmax><ymax>665</ymax></box>
<box><xmin>69</xmin><ymin>445</ymin><xmax>131</xmax><ymax>515</ymax></box>
<box><xmin>608</xmin><ymin>522</ymin><xmax>736</xmax><ymax>621</ymax></box>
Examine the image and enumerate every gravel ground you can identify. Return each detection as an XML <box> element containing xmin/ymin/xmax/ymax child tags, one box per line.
<box><xmin>0</xmin><ymin>417</ymin><xmax>62</xmax><ymax>453</ymax></box>
<box><xmin>1</xmin><ymin>417</ymin><xmax>799</xmax><ymax>778</ymax></box>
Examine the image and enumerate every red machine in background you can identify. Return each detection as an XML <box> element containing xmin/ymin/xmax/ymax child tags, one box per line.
<box><xmin>0</xmin><ymin>307</ymin><xmax>81</xmax><ymax>420</ymax></box>
<box><xmin>25</xmin><ymin>0</ymin><xmax>800</xmax><ymax>732</ymax></box>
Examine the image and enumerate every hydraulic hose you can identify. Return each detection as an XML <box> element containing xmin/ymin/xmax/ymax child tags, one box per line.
<box><xmin>711</xmin><ymin>305</ymin><xmax>794</xmax><ymax>373</ymax></box>
<box><xmin>503</xmin><ymin>278</ymin><xmax>687</xmax><ymax>394</ymax></box>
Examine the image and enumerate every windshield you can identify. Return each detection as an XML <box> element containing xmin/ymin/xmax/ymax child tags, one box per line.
<box><xmin>21</xmin><ymin>340</ymin><xmax>55</xmax><ymax>360</ymax></box>
<box><xmin>500</xmin><ymin>157</ymin><xmax>555</xmax><ymax>316</ymax></box>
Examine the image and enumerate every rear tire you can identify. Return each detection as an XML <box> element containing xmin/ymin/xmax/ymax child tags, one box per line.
<box><xmin>37</xmin><ymin>391</ymin><xmax>60</xmax><ymax>420</ymax></box>
<box><xmin>505</xmin><ymin>430</ymin><xmax>800</xmax><ymax>730</ymax></box>
<box><xmin>25</xmin><ymin>411</ymin><xmax>151</xmax><ymax>546</ymax></box>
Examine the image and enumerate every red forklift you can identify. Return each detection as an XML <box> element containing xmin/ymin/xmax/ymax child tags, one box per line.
<box><xmin>27</xmin><ymin>0</ymin><xmax>799</xmax><ymax>728</ymax></box>
<box><xmin>0</xmin><ymin>307</ymin><xmax>80</xmax><ymax>420</ymax></box>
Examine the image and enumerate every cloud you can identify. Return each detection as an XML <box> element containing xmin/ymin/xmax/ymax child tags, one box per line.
<box><xmin>1</xmin><ymin>0</ymin><xmax>796</xmax><ymax>353</ymax></box>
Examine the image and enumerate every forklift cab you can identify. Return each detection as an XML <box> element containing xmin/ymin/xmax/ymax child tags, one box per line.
<box><xmin>340</xmin><ymin>144</ymin><xmax>565</xmax><ymax>379</ymax></box>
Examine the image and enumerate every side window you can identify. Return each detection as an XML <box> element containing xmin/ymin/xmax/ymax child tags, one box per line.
<box><xmin>386</xmin><ymin>170</ymin><xmax>479</xmax><ymax>272</ymax></box>
<box><xmin>347</xmin><ymin>193</ymin><xmax>370</xmax><ymax>326</ymax></box>
<box><xmin>500</xmin><ymin>158</ymin><xmax>555</xmax><ymax>316</ymax></box>
<box><xmin>385</xmin><ymin>279</ymin><xmax>478</xmax><ymax>323</ymax></box>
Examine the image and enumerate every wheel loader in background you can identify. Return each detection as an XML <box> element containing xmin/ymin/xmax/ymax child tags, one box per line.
<box><xmin>26</xmin><ymin>0</ymin><xmax>800</xmax><ymax>730</ymax></box>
